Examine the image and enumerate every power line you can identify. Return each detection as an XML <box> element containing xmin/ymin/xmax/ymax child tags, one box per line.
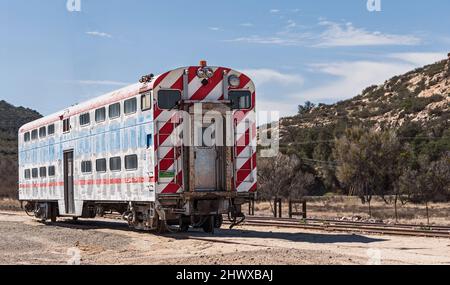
<box><xmin>277</xmin><ymin>136</ymin><xmax>449</xmax><ymax>146</ymax></box>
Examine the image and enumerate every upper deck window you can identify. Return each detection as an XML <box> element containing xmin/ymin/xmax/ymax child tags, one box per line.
<box><xmin>48</xmin><ymin>124</ymin><xmax>55</xmax><ymax>135</ymax></box>
<box><xmin>124</xmin><ymin>98</ymin><xmax>137</xmax><ymax>115</ymax></box>
<box><xmin>80</xmin><ymin>113</ymin><xmax>90</xmax><ymax>126</ymax></box>
<box><xmin>95</xmin><ymin>107</ymin><xmax>106</xmax><ymax>123</ymax></box>
<box><xmin>229</xmin><ymin>91</ymin><xmax>252</xmax><ymax>110</ymax></box>
<box><xmin>125</xmin><ymin>154</ymin><xmax>138</xmax><ymax>170</ymax></box>
<box><xmin>24</xmin><ymin>169</ymin><xmax>31</xmax><ymax>179</ymax></box>
<box><xmin>157</xmin><ymin>90</ymin><xmax>181</xmax><ymax>110</ymax></box>
<box><xmin>63</xmin><ymin>118</ymin><xmax>71</xmax><ymax>133</ymax></box>
<box><xmin>141</xmin><ymin>92</ymin><xmax>152</xmax><ymax>111</ymax></box>
<box><xmin>31</xmin><ymin>168</ymin><xmax>38</xmax><ymax>178</ymax></box>
<box><xmin>39</xmin><ymin>167</ymin><xmax>47</xmax><ymax>178</ymax></box>
<box><xmin>109</xmin><ymin>103</ymin><xmax>121</xmax><ymax>119</ymax></box>
<box><xmin>31</xmin><ymin>130</ymin><xmax>38</xmax><ymax>140</ymax></box>
<box><xmin>24</xmin><ymin>132</ymin><xmax>30</xmax><ymax>142</ymax></box>
<box><xmin>39</xmin><ymin>127</ymin><xmax>46</xmax><ymax>138</ymax></box>
<box><xmin>48</xmin><ymin>166</ymin><xmax>56</xmax><ymax>177</ymax></box>
<box><xmin>81</xmin><ymin>161</ymin><xmax>92</xmax><ymax>173</ymax></box>
<box><xmin>109</xmin><ymin>157</ymin><xmax>121</xmax><ymax>171</ymax></box>
<box><xmin>96</xmin><ymin>158</ymin><xmax>107</xmax><ymax>172</ymax></box>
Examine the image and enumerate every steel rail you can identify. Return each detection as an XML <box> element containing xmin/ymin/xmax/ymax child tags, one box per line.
<box><xmin>233</xmin><ymin>217</ymin><xmax>450</xmax><ymax>239</ymax></box>
<box><xmin>247</xmin><ymin>216</ymin><xmax>450</xmax><ymax>231</ymax></box>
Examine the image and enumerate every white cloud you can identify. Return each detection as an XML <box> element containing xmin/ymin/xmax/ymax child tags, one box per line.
<box><xmin>68</xmin><ymin>80</ymin><xmax>131</xmax><ymax>86</ymax></box>
<box><xmin>226</xmin><ymin>19</ymin><xmax>421</xmax><ymax>47</ymax></box>
<box><xmin>208</xmin><ymin>27</ymin><xmax>221</xmax><ymax>31</ymax></box>
<box><xmin>296</xmin><ymin>61</ymin><xmax>412</xmax><ymax>102</ymax></box>
<box><xmin>241</xmin><ymin>69</ymin><xmax>304</xmax><ymax>116</ymax></box>
<box><xmin>225</xmin><ymin>34</ymin><xmax>308</xmax><ymax>46</ymax></box>
<box><xmin>240</xmin><ymin>23</ymin><xmax>254</xmax><ymax>27</ymax></box>
<box><xmin>285</xmin><ymin>20</ymin><xmax>297</xmax><ymax>30</ymax></box>
<box><xmin>293</xmin><ymin>52</ymin><xmax>445</xmax><ymax>103</ymax></box>
<box><xmin>86</xmin><ymin>31</ymin><xmax>112</xmax><ymax>38</ymax></box>
<box><xmin>241</xmin><ymin>68</ymin><xmax>304</xmax><ymax>86</ymax></box>
<box><xmin>315</xmin><ymin>21</ymin><xmax>421</xmax><ymax>47</ymax></box>
<box><xmin>270</xmin><ymin>9</ymin><xmax>280</xmax><ymax>13</ymax></box>
<box><xmin>388</xmin><ymin>52</ymin><xmax>446</xmax><ymax>66</ymax></box>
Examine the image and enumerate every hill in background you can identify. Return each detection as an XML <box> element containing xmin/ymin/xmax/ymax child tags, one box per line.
<box><xmin>0</xmin><ymin>100</ymin><xmax>41</xmax><ymax>198</ymax></box>
<box><xmin>259</xmin><ymin>54</ymin><xmax>449</xmax><ymax>198</ymax></box>
<box><xmin>280</xmin><ymin>54</ymin><xmax>450</xmax><ymax>139</ymax></box>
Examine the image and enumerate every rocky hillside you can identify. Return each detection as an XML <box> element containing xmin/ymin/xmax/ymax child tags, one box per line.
<box><xmin>258</xmin><ymin>55</ymin><xmax>450</xmax><ymax>196</ymax></box>
<box><xmin>279</xmin><ymin>54</ymin><xmax>450</xmax><ymax>140</ymax></box>
<box><xmin>0</xmin><ymin>100</ymin><xmax>41</xmax><ymax>198</ymax></box>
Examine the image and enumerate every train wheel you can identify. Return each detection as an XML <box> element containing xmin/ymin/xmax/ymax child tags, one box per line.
<box><xmin>214</xmin><ymin>214</ymin><xmax>223</xmax><ymax>228</ymax></box>
<box><xmin>157</xmin><ymin>220</ymin><xmax>167</xmax><ymax>234</ymax></box>
<box><xmin>50</xmin><ymin>204</ymin><xmax>57</xmax><ymax>223</ymax></box>
<box><xmin>202</xmin><ymin>216</ymin><xmax>214</xmax><ymax>234</ymax></box>
<box><xmin>180</xmin><ymin>223</ymin><xmax>189</xmax><ymax>232</ymax></box>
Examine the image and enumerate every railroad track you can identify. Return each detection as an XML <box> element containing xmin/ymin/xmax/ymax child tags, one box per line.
<box><xmin>235</xmin><ymin>216</ymin><xmax>450</xmax><ymax>239</ymax></box>
<box><xmin>101</xmin><ymin>213</ymin><xmax>450</xmax><ymax>238</ymax></box>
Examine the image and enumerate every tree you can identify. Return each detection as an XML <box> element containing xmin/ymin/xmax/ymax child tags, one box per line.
<box><xmin>334</xmin><ymin>127</ymin><xmax>402</xmax><ymax>217</ymax></box>
<box><xmin>400</xmin><ymin>153</ymin><xmax>450</xmax><ymax>224</ymax></box>
<box><xmin>298</xmin><ymin>101</ymin><xmax>315</xmax><ymax>115</ymax></box>
<box><xmin>257</xmin><ymin>154</ymin><xmax>315</xmax><ymax>215</ymax></box>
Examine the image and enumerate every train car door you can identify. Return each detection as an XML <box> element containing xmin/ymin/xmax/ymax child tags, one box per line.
<box><xmin>63</xmin><ymin>150</ymin><xmax>75</xmax><ymax>214</ymax></box>
<box><xmin>194</xmin><ymin>122</ymin><xmax>217</xmax><ymax>191</ymax></box>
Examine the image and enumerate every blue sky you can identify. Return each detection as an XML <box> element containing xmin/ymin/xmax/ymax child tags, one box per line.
<box><xmin>1</xmin><ymin>0</ymin><xmax>449</xmax><ymax>116</ymax></box>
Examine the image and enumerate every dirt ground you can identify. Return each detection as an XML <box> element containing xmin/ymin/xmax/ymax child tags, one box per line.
<box><xmin>0</xmin><ymin>210</ymin><xmax>449</xmax><ymax>265</ymax></box>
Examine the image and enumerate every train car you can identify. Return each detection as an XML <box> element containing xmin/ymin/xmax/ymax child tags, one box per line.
<box><xmin>17</xmin><ymin>61</ymin><xmax>257</xmax><ymax>232</ymax></box>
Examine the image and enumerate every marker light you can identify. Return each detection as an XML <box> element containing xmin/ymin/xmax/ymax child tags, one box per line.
<box><xmin>205</xmin><ymin>68</ymin><xmax>214</xmax><ymax>78</ymax></box>
<box><xmin>197</xmin><ymin>68</ymin><xmax>206</xmax><ymax>78</ymax></box>
<box><xmin>228</xmin><ymin>74</ymin><xmax>240</xmax><ymax>87</ymax></box>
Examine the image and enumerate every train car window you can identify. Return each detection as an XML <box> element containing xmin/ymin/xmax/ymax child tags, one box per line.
<box><xmin>48</xmin><ymin>166</ymin><xmax>55</xmax><ymax>177</ymax></box>
<box><xmin>95</xmin><ymin>107</ymin><xmax>106</xmax><ymax>123</ymax></box>
<box><xmin>110</xmin><ymin>157</ymin><xmax>121</xmax><ymax>171</ymax></box>
<box><xmin>39</xmin><ymin>127</ymin><xmax>46</xmax><ymax>138</ymax></box>
<box><xmin>96</xmin><ymin>158</ymin><xmax>107</xmax><ymax>172</ymax></box>
<box><xmin>125</xmin><ymin>154</ymin><xmax>138</xmax><ymax>170</ymax></box>
<box><xmin>63</xmin><ymin>118</ymin><xmax>70</xmax><ymax>133</ymax></box>
<box><xmin>124</xmin><ymin>98</ymin><xmax>137</xmax><ymax>115</ymax></box>
<box><xmin>141</xmin><ymin>92</ymin><xmax>152</xmax><ymax>111</ymax></box>
<box><xmin>229</xmin><ymin>91</ymin><xmax>252</xmax><ymax>109</ymax></box>
<box><xmin>31</xmin><ymin>168</ymin><xmax>38</xmax><ymax>178</ymax></box>
<box><xmin>31</xmin><ymin>129</ymin><xmax>38</xmax><ymax>140</ymax></box>
<box><xmin>81</xmin><ymin>161</ymin><xmax>92</xmax><ymax>173</ymax></box>
<box><xmin>157</xmin><ymin>90</ymin><xmax>181</xmax><ymax>110</ymax></box>
<box><xmin>109</xmin><ymin>103</ymin><xmax>121</xmax><ymax>119</ymax></box>
<box><xmin>24</xmin><ymin>132</ymin><xmax>30</xmax><ymax>142</ymax></box>
<box><xmin>39</xmin><ymin>167</ymin><xmax>47</xmax><ymax>178</ymax></box>
<box><xmin>48</xmin><ymin>124</ymin><xmax>55</xmax><ymax>135</ymax></box>
<box><xmin>24</xmin><ymin>169</ymin><xmax>31</xmax><ymax>179</ymax></box>
<box><xmin>80</xmin><ymin>113</ymin><xmax>90</xmax><ymax>126</ymax></box>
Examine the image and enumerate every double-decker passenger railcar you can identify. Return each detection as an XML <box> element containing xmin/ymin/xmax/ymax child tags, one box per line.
<box><xmin>18</xmin><ymin>61</ymin><xmax>257</xmax><ymax>232</ymax></box>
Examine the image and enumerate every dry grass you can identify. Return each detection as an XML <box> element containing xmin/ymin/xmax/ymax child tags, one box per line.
<box><xmin>254</xmin><ymin>196</ymin><xmax>450</xmax><ymax>226</ymax></box>
<box><xmin>0</xmin><ymin>199</ymin><xmax>21</xmax><ymax>211</ymax></box>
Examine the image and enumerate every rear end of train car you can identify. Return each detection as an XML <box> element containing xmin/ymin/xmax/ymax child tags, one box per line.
<box><xmin>17</xmin><ymin>61</ymin><xmax>257</xmax><ymax>233</ymax></box>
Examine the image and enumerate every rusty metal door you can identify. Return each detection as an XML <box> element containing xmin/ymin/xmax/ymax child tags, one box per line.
<box><xmin>194</xmin><ymin>124</ymin><xmax>217</xmax><ymax>191</ymax></box>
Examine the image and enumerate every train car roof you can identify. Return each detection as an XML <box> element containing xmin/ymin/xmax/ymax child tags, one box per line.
<box><xmin>18</xmin><ymin>76</ymin><xmax>158</xmax><ymax>134</ymax></box>
<box><xmin>19</xmin><ymin>64</ymin><xmax>254</xmax><ymax>134</ymax></box>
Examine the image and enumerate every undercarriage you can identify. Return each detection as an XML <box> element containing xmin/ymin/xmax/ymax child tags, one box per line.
<box><xmin>22</xmin><ymin>192</ymin><xmax>254</xmax><ymax>233</ymax></box>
